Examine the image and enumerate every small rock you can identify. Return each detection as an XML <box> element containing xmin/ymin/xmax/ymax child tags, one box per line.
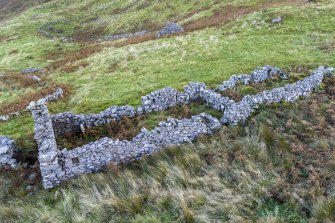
<box><xmin>272</xmin><ymin>17</ymin><xmax>282</xmax><ymax>24</ymax></box>
<box><xmin>26</xmin><ymin>185</ymin><xmax>34</xmax><ymax>192</ymax></box>
<box><xmin>0</xmin><ymin>136</ymin><xmax>18</xmax><ymax>167</ymax></box>
<box><xmin>28</xmin><ymin>172</ymin><xmax>38</xmax><ymax>181</ymax></box>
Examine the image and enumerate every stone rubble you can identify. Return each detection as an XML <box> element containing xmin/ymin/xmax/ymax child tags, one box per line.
<box><xmin>0</xmin><ymin>136</ymin><xmax>18</xmax><ymax>167</ymax></box>
<box><xmin>23</xmin><ymin>66</ymin><xmax>334</xmax><ymax>189</ymax></box>
<box><xmin>272</xmin><ymin>17</ymin><xmax>283</xmax><ymax>24</ymax></box>
<box><xmin>104</xmin><ymin>22</ymin><xmax>184</xmax><ymax>41</ymax></box>
<box><xmin>157</xmin><ymin>22</ymin><xmax>184</xmax><ymax>37</ymax></box>
<box><xmin>37</xmin><ymin>19</ymin><xmax>71</xmax><ymax>40</ymax></box>
<box><xmin>60</xmin><ymin>36</ymin><xmax>73</xmax><ymax>42</ymax></box>
<box><xmin>0</xmin><ymin>111</ymin><xmax>20</xmax><ymax>122</ymax></box>
<box><xmin>21</xmin><ymin>68</ymin><xmax>44</xmax><ymax>74</ymax></box>
<box><xmin>28</xmin><ymin>75</ymin><xmax>42</xmax><ymax>82</ymax></box>
<box><xmin>216</xmin><ymin>66</ymin><xmax>287</xmax><ymax>91</ymax></box>
<box><xmin>104</xmin><ymin>30</ymin><xmax>149</xmax><ymax>41</ymax></box>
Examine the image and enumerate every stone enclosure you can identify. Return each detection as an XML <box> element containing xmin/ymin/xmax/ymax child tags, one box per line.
<box><xmin>1</xmin><ymin>66</ymin><xmax>333</xmax><ymax>188</ymax></box>
<box><xmin>22</xmin><ymin>66</ymin><xmax>334</xmax><ymax>189</ymax></box>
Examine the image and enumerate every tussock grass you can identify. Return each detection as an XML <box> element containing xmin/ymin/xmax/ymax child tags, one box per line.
<box><xmin>2</xmin><ymin>78</ymin><xmax>335</xmax><ymax>221</ymax></box>
<box><xmin>0</xmin><ymin>0</ymin><xmax>335</xmax><ymax>222</ymax></box>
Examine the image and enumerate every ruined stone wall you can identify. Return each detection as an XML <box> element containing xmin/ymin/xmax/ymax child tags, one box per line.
<box><xmin>60</xmin><ymin>113</ymin><xmax>220</xmax><ymax>180</ymax></box>
<box><xmin>27</xmin><ymin>66</ymin><xmax>334</xmax><ymax>189</ymax></box>
<box><xmin>29</xmin><ymin>100</ymin><xmax>221</xmax><ymax>188</ymax></box>
<box><xmin>28</xmin><ymin>102</ymin><xmax>65</xmax><ymax>189</ymax></box>
<box><xmin>221</xmin><ymin>66</ymin><xmax>335</xmax><ymax>124</ymax></box>
<box><xmin>51</xmin><ymin>82</ymin><xmax>233</xmax><ymax>136</ymax></box>
<box><xmin>0</xmin><ymin>136</ymin><xmax>18</xmax><ymax>167</ymax></box>
<box><xmin>51</xmin><ymin>66</ymin><xmax>283</xmax><ymax>136</ymax></box>
<box><xmin>103</xmin><ymin>22</ymin><xmax>184</xmax><ymax>41</ymax></box>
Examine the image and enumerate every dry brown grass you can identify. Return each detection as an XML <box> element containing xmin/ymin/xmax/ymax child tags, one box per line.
<box><xmin>47</xmin><ymin>45</ymin><xmax>105</xmax><ymax>70</ymax></box>
<box><xmin>47</xmin><ymin>0</ymin><xmax>305</xmax><ymax>72</ymax></box>
<box><xmin>60</xmin><ymin>61</ymin><xmax>89</xmax><ymax>73</ymax></box>
<box><xmin>56</xmin><ymin>103</ymin><xmax>195</xmax><ymax>149</ymax></box>
<box><xmin>0</xmin><ymin>35</ymin><xmax>9</xmax><ymax>43</ymax></box>
<box><xmin>0</xmin><ymin>72</ymin><xmax>39</xmax><ymax>89</ymax></box>
<box><xmin>0</xmin><ymin>84</ymin><xmax>71</xmax><ymax>115</ymax></box>
<box><xmin>112</xmin><ymin>32</ymin><xmax>157</xmax><ymax>48</ymax></box>
<box><xmin>73</xmin><ymin>26</ymin><xmax>107</xmax><ymax>42</ymax></box>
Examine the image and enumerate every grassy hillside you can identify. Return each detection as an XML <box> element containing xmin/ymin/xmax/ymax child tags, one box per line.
<box><xmin>0</xmin><ymin>0</ymin><xmax>335</xmax><ymax>222</ymax></box>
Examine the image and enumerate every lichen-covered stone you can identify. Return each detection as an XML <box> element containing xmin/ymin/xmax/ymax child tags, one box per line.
<box><xmin>27</xmin><ymin>66</ymin><xmax>334</xmax><ymax>189</ymax></box>
<box><xmin>216</xmin><ymin>66</ymin><xmax>287</xmax><ymax>91</ymax></box>
<box><xmin>157</xmin><ymin>22</ymin><xmax>184</xmax><ymax>37</ymax></box>
<box><xmin>221</xmin><ymin>66</ymin><xmax>335</xmax><ymax>125</ymax></box>
<box><xmin>21</xmin><ymin>68</ymin><xmax>44</xmax><ymax>74</ymax></box>
<box><xmin>0</xmin><ymin>136</ymin><xmax>18</xmax><ymax>167</ymax></box>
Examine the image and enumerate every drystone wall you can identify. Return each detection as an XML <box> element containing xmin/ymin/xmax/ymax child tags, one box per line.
<box><xmin>38</xmin><ymin>19</ymin><xmax>184</xmax><ymax>42</ymax></box>
<box><xmin>104</xmin><ymin>30</ymin><xmax>149</xmax><ymax>41</ymax></box>
<box><xmin>221</xmin><ymin>67</ymin><xmax>335</xmax><ymax>124</ymax></box>
<box><xmin>37</xmin><ymin>19</ymin><xmax>73</xmax><ymax>42</ymax></box>
<box><xmin>51</xmin><ymin>82</ymin><xmax>233</xmax><ymax>137</ymax></box>
<box><xmin>0</xmin><ymin>136</ymin><xmax>18</xmax><ymax>167</ymax></box>
<box><xmin>216</xmin><ymin>65</ymin><xmax>287</xmax><ymax>91</ymax></box>
<box><xmin>29</xmin><ymin>100</ymin><xmax>221</xmax><ymax>188</ymax></box>
<box><xmin>156</xmin><ymin>22</ymin><xmax>184</xmax><ymax>37</ymax></box>
<box><xmin>51</xmin><ymin>66</ymin><xmax>282</xmax><ymax>136</ymax></box>
<box><xmin>28</xmin><ymin>66</ymin><xmax>334</xmax><ymax>189</ymax></box>
<box><xmin>103</xmin><ymin>22</ymin><xmax>184</xmax><ymax>41</ymax></box>
<box><xmin>21</xmin><ymin>68</ymin><xmax>44</xmax><ymax>74</ymax></box>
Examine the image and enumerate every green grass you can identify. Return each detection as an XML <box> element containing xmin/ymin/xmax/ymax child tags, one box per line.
<box><xmin>0</xmin><ymin>0</ymin><xmax>335</xmax><ymax>222</ymax></box>
<box><xmin>1</xmin><ymin>0</ymin><xmax>335</xmax><ymax>154</ymax></box>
